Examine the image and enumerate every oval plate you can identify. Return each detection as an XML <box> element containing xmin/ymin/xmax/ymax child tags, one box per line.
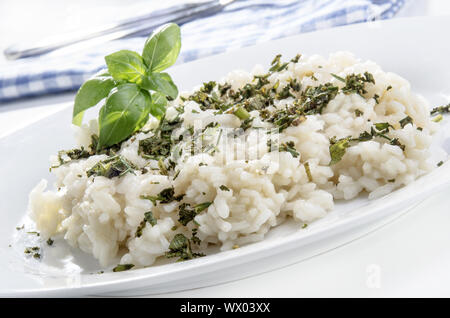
<box><xmin>1</xmin><ymin>16</ymin><xmax>450</xmax><ymax>297</ymax></box>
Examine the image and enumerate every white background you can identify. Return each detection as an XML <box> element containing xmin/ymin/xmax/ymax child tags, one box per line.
<box><xmin>1</xmin><ymin>0</ymin><xmax>450</xmax><ymax>297</ymax></box>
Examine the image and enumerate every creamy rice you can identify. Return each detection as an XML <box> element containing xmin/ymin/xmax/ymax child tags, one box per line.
<box><xmin>28</xmin><ymin>51</ymin><xmax>437</xmax><ymax>267</ymax></box>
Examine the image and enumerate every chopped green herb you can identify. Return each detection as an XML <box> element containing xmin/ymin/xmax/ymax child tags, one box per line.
<box><xmin>138</xmin><ymin>116</ymin><xmax>182</xmax><ymax>160</ymax></box>
<box><xmin>113</xmin><ymin>264</ymin><xmax>134</xmax><ymax>272</ymax></box>
<box><xmin>178</xmin><ymin>202</ymin><xmax>212</xmax><ymax>226</ymax></box>
<box><xmin>233</xmin><ymin>107</ymin><xmax>251</xmax><ymax>120</ymax></box>
<box><xmin>329</xmin><ymin>137</ymin><xmax>351</xmax><ymax>165</ymax></box>
<box><xmin>165</xmin><ymin>233</ymin><xmax>204</xmax><ymax>261</ymax></box>
<box><xmin>140</xmin><ymin>187</ymin><xmax>184</xmax><ymax>205</ymax></box>
<box><xmin>374</xmin><ymin>122</ymin><xmax>393</xmax><ymax>133</ymax></box>
<box><xmin>195</xmin><ymin>202</ymin><xmax>212</xmax><ymax>212</ymax></box>
<box><xmin>24</xmin><ymin>246</ymin><xmax>41</xmax><ymax>259</ymax></box>
<box><xmin>399</xmin><ymin>115</ymin><xmax>413</xmax><ymax>128</ymax></box>
<box><xmin>87</xmin><ymin>155</ymin><xmax>136</xmax><ymax>178</ymax></box>
<box><xmin>135</xmin><ymin>211</ymin><xmax>157</xmax><ymax>237</ymax></box>
<box><xmin>269</xmin><ymin>54</ymin><xmax>289</xmax><ymax>73</ymax></box>
<box><xmin>219</xmin><ymin>185</ymin><xmax>230</xmax><ymax>191</ymax></box>
<box><xmin>46</xmin><ymin>238</ymin><xmax>54</xmax><ymax>246</ymax></box>
<box><xmin>304</xmin><ymin>162</ymin><xmax>313</xmax><ymax>182</ymax></box>
<box><xmin>373</xmin><ymin>94</ymin><xmax>380</xmax><ymax>104</ymax></box>
<box><xmin>290</xmin><ymin>54</ymin><xmax>301</xmax><ymax>63</ymax></box>
<box><xmin>432</xmin><ymin>114</ymin><xmax>443</xmax><ymax>122</ymax></box>
<box><xmin>144</xmin><ymin>211</ymin><xmax>157</xmax><ymax>226</ymax></box>
<box><xmin>178</xmin><ymin>203</ymin><xmax>196</xmax><ymax>226</ymax></box>
<box><xmin>437</xmin><ymin>161</ymin><xmax>444</xmax><ymax>167</ymax></box>
<box><xmin>341</xmin><ymin>72</ymin><xmax>375</xmax><ymax>96</ymax></box>
<box><xmin>389</xmin><ymin>138</ymin><xmax>405</xmax><ymax>151</ymax></box>
<box><xmin>279</xmin><ymin>141</ymin><xmax>299</xmax><ymax>158</ymax></box>
<box><xmin>52</xmin><ymin>147</ymin><xmax>91</xmax><ymax>169</ymax></box>
<box><xmin>430</xmin><ymin>103</ymin><xmax>450</xmax><ymax>115</ymax></box>
<box><xmin>200</xmin><ymin>81</ymin><xmax>216</xmax><ymax>94</ymax></box>
<box><xmin>191</xmin><ymin>228</ymin><xmax>201</xmax><ymax>245</ymax></box>
<box><xmin>357</xmin><ymin>131</ymin><xmax>373</xmax><ymax>141</ymax></box>
<box><xmin>354</xmin><ymin>109</ymin><xmax>364</xmax><ymax>117</ymax></box>
<box><xmin>330</xmin><ymin>73</ymin><xmax>345</xmax><ymax>82</ymax></box>
<box><xmin>300</xmin><ymin>83</ymin><xmax>339</xmax><ymax>115</ymax></box>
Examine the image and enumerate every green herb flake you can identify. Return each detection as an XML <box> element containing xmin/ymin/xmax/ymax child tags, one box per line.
<box><xmin>144</xmin><ymin>211</ymin><xmax>157</xmax><ymax>226</ymax></box>
<box><xmin>191</xmin><ymin>228</ymin><xmax>201</xmax><ymax>245</ymax></box>
<box><xmin>354</xmin><ymin>109</ymin><xmax>364</xmax><ymax>117</ymax></box>
<box><xmin>374</xmin><ymin>122</ymin><xmax>393</xmax><ymax>133</ymax></box>
<box><xmin>165</xmin><ymin>233</ymin><xmax>204</xmax><ymax>261</ymax></box>
<box><xmin>46</xmin><ymin>238</ymin><xmax>54</xmax><ymax>246</ymax></box>
<box><xmin>195</xmin><ymin>202</ymin><xmax>212</xmax><ymax>212</ymax></box>
<box><xmin>341</xmin><ymin>72</ymin><xmax>375</xmax><ymax>96</ymax></box>
<box><xmin>389</xmin><ymin>138</ymin><xmax>405</xmax><ymax>151</ymax></box>
<box><xmin>112</xmin><ymin>264</ymin><xmax>135</xmax><ymax>272</ymax></box>
<box><xmin>219</xmin><ymin>185</ymin><xmax>230</xmax><ymax>191</ymax></box>
<box><xmin>300</xmin><ymin>83</ymin><xmax>339</xmax><ymax>115</ymax></box>
<box><xmin>357</xmin><ymin>131</ymin><xmax>373</xmax><ymax>141</ymax></box>
<box><xmin>399</xmin><ymin>115</ymin><xmax>413</xmax><ymax>128</ymax></box>
<box><xmin>279</xmin><ymin>141</ymin><xmax>299</xmax><ymax>158</ymax></box>
<box><xmin>373</xmin><ymin>94</ymin><xmax>380</xmax><ymax>104</ymax></box>
<box><xmin>290</xmin><ymin>54</ymin><xmax>301</xmax><ymax>64</ymax></box>
<box><xmin>135</xmin><ymin>211</ymin><xmax>157</xmax><ymax>238</ymax></box>
<box><xmin>432</xmin><ymin>114</ymin><xmax>443</xmax><ymax>123</ymax></box>
<box><xmin>269</xmin><ymin>54</ymin><xmax>288</xmax><ymax>73</ymax></box>
<box><xmin>430</xmin><ymin>103</ymin><xmax>450</xmax><ymax>115</ymax></box>
<box><xmin>178</xmin><ymin>203</ymin><xmax>196</xmax><ymax>226</ymax></box>
<box><xmin>329</xmin><ymin>137</ymin><xmax>351</xmax><ymax>165</ymax></box>
<box><xmin>24</xmin><ymin>246</ymin><xmax>41</xmax><ymax>260</ymax></box>
<box><xmin>331</xmin><ymin>73</ymin><xmax>345</xmax><ymax>82</ymax></box>
<box><xmin>233</xmin><ymin>107</ymin><xmax>251</xmax><ymax>120</ymax></box>
<box><xmin>178</xmin><ymin>202</ymin><xmax>212</xmax><ymax>226</ymax></box>
<box><xmin>304</xmin><ymin>162</ymin><xmax>313</xmax><ymax>182</ymax></box>
<box><xmin>437</xmin><ymin>161</ymin><xmax>444</xmax><ymax>167</ymax></box>
<box><xmin>141</xmin><ymin>187</ymin><xmax>184</xmax><ymax>206</ymax></box>
<box><xmin>87</xmin><ymin>155</ymin><xmax>136</xmax><ymax>179</ymax></box>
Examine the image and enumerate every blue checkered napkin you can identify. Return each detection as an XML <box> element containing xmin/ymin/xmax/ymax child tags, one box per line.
<box><xmin>0</xmin><ymin>0</ymin><xmax>405</xmax><ymax>103</ymax></box>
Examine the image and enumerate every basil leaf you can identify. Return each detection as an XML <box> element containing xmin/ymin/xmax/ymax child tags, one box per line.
<box><xmin>98</xmin><ymin>83</ymin><xmax>151</xmax><ymax>149</ymax></box>
<box><xmin>142</xmin><ymin>23</ymin><xmax>181</xmax><ymax>72</ymax></box>
<box><xmin>141</xmin><ymin>72</ymin><xmax>178</xmax><ymax>99</ymax></box>
<box><xmin>105</xmin><ymin>50</ymin><xmax>146</xmax><ymax>84</ymax></box>
<box><xmin>150</xmin><ymin>92</ymin><xmax>168</xmax><ymax>119</ymax></box>
<box><xmin>72</xmin><ymin>72</ymin><xmax>115</xmax><ymax>126</ymax></box>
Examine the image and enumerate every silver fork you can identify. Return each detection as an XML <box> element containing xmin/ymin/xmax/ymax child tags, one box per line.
<box><xmin>4</xmin><ymin>0</ymin><xmax>235</xmax><ymax>60</ymax></box>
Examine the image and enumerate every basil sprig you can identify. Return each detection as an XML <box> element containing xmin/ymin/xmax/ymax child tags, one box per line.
<box><xmin>72</xmin><ymin>23</ymin><xmax>181</xmax><ymax>149</ymax></box>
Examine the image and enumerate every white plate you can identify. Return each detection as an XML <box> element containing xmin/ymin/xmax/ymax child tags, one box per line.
<box><xmin>1</xmin><ymin>16</ymin><xmax>450</xmax><ymax>297</ymax></box>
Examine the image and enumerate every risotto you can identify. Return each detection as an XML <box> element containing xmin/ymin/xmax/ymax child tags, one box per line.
<box><xmin>28</xmin><ymin>51</ymin><xmax>437</xmax><ymax>268</ymax></box>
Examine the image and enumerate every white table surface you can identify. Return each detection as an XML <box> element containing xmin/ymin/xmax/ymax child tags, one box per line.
<box><xmin>1</xmin><ymin>0</ymin><xmax>450</xmax><ymax>297</ymax></box>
